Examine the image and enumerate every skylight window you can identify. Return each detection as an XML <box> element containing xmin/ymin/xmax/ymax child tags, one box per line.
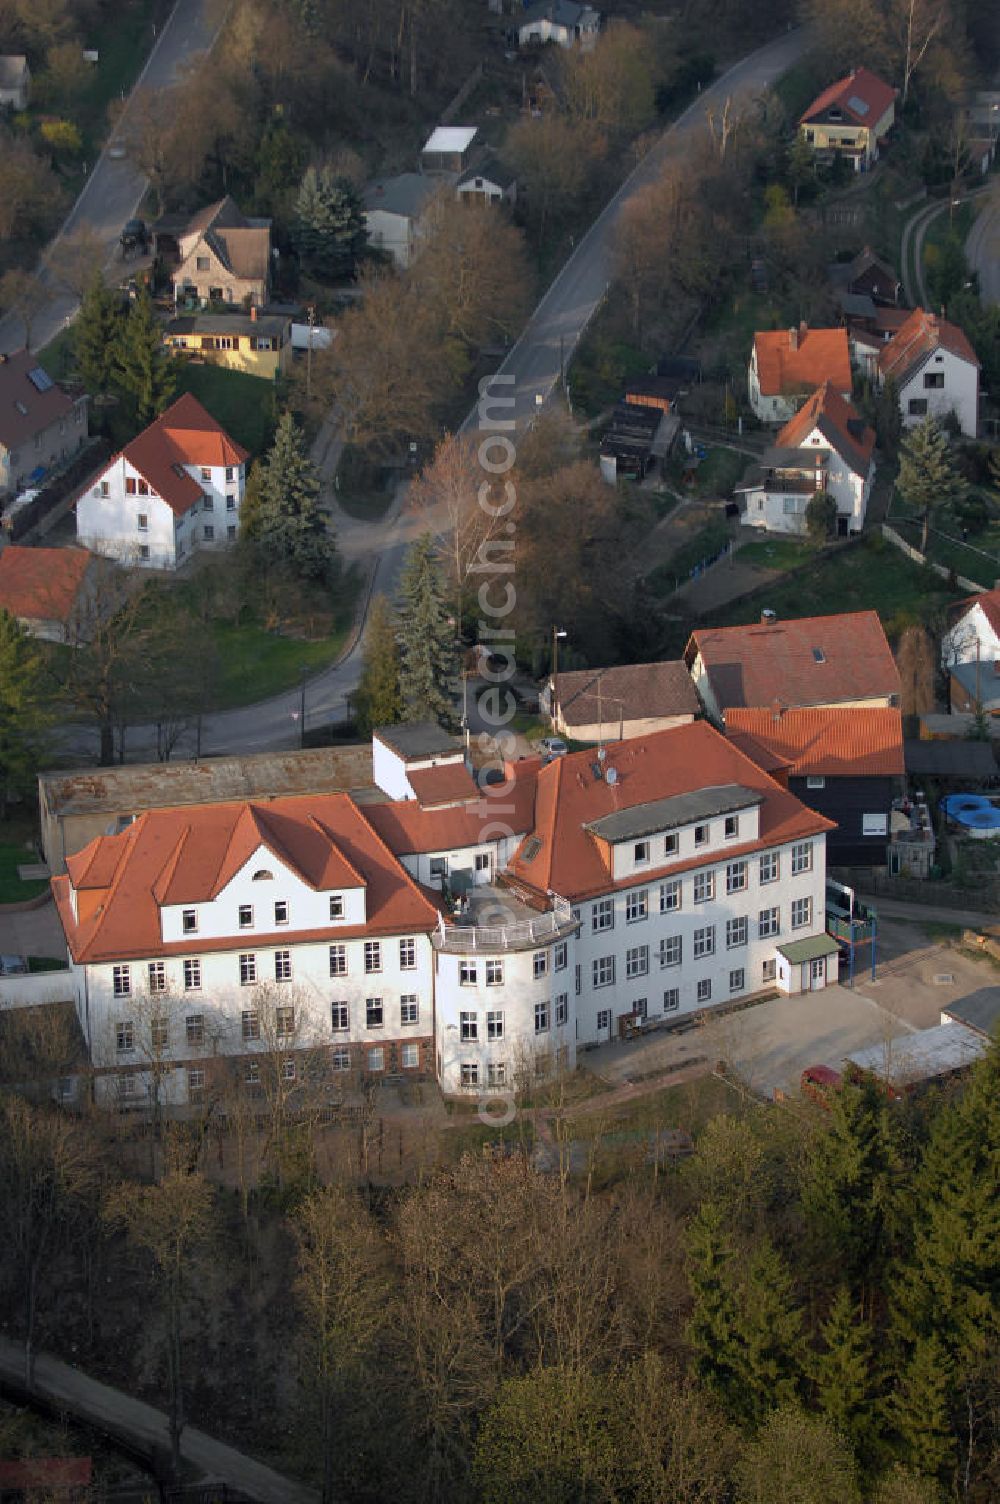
<box><xmin>521</xmin><ymin>837</ymin><xmax>541</xmax><ymax>863</ymax></box>
<box><xmin>27</xmin><ymin>366</ymin><xmax>53</xmax><ymax>392</ymax></box>
<box><xmin>812</xmin><ymin>647</ymin><xmax>826</xmax><ymax>663</ymax></box>
<box><xmin>847</xmin><ymin>95</ymin><xmax>870</xmax><ymax>116</ymax></box>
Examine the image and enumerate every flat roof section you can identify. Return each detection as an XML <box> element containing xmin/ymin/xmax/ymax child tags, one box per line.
<box><xmin>586</xmin><ymin>784</ymin><xmax>763</xmax><ymax>843</ymax></box>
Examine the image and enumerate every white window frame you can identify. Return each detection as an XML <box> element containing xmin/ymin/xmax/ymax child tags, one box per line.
<box><xmin>791</xmin><ymin>841</ymin><xmax>813</xmax><ymax>875</ymax></box>
<box><xmin>660</xmin><ymin>880</ymin><xmax>681</xmax><ymax>913</ymax></box>
<box><xmin>329</xmin><ymin>944</ymin><xmax>347</xmax><ymax>976</ymax></box>
<box><xmin>693</xmin><ymin>924</ymin><xmax>715</xmax><ymax>959</ymax></box>
<box><xmin>791</xmin><ymin>897</ymin><xmax>812</xmax><ymax>929</ymax></box>
<box><xmin>400</xmin><ymin>995</ymin><xmax>419</xmax><ymax>1025</ymax></box>
<box><xmin>759</xmin><ymin>850</ymin><xmax>779</xmax><ymax>884</ymax></box>
<box><xmin>460</xmin><ymin>1011</ymin><xmax>478</xmax><ymax>1042</ymax></box>
<box><xmin>366</xmin><ymin>997</ymin><xmax>384</xmax><ymax>1029</ymax></box>
<box><xmin>626</xmin><ymin>889</ymin><xmax>648</xmax><ymax>923</ymax></box>
<box><xmin>331</xmin><ymin>1001</ymin><xmax>349</xmax><ymax>1032</ymax></box>
<box><xmin>726</xmin><ymin>916</ymin><xmax>748</xmax><ymax>949</ymax></box>
<box><xmin>592</xmin><ymin>899</ymin><xmax>614</xmax><ymax>932</ymax></box>
<box><xmin>693</xmin><ymin>871</ymin><xmax>715</xmax><ymax>904</ymax></box>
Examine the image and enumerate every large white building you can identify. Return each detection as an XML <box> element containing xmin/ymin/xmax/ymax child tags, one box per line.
<box><xmin>75</xmin><ymin>394</ymin><xmax>247</xmax><ymax>570</ymax></box>
<box><xmin>52</xmin><ymin>721</ymin><xmax>837</xmax><ymax>1106</ymax></box>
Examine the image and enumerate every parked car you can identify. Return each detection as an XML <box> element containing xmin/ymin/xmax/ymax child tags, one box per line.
<box><xmin>539</xmin><ymin>737</ymin><xmax>568</xmax><ymax>760</ymax></box>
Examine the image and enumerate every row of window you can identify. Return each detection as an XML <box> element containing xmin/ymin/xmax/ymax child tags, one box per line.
<box><xmin>629</xmin><ymin>812</ymin><xmax>743</xmax><ymax>869</ymax></box>
<box><xmin>114</xmin><ymin>1039</ymin><xmax>422</xmax><ymax>1100</ymax></box>
<box><xmin>117</xmin><ymin>993</ymin><xmax>422</xmax><ymax>1053</ymax></box>
<box><xmin>590</xmin><ymin>844</ymin><xmax>812</xmax><ymax>930</ymax></box>
<box><xmin>593</xmin><ymin>961</ymin><xmax>780</xmax><ymax>1031</ymax></box>
<box><xmin>113</xmin><ymin>937</ymin><xmax>420</xmax><ymax>996</ymax></box>
<box><xmin>181</xmin><ymin>894</ymin><xmax>356</xmax><ymax>934</ymax></box>
<box><xmin>588</xmin><ymin>902</ymin><xmax>810</xmax><ymax>989</ymax></box>
<box><xmin>458</xmin><ymin>942</ymin><xmax>566</xmax><ymax>987</ymax></box>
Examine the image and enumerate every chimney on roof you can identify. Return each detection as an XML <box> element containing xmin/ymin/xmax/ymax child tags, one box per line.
<box><xmin>761</xmin><ymin>608</ymin><xmax>777</xmax><ymax>625</ymax></box>
<box><xmin>799</xmin><ymin>319</ymin><xmax>808</xmax><ymax>343</ymax></box>
<box><xmin>788</xmin><ymin>325</ymin><xmax>799</xmax><ymax>350</ymax></box>
<box><xmin>771</xmin><ymin>697</ymin><xmax>784</xmax><ymax>722</ymax></box>
<box><xmin>250</xmin><ymin>304</ymin><xmax>257</xmax><ymax>322</ymax></box>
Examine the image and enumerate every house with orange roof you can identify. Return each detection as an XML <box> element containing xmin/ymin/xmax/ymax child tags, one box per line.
<box><xmin>49</xmin><ymin>719</ymin><xmax>840</xmax><ymax>1104</ymax></box>
<box><xmin>941</xmin><ymin>587</ymin><xmax>1000</xmax><ymax>714</ymax></box>
<box><xmin>799</xmin><ymin>66</ymin><xmax>897</xmax><ymax>172</ymax></box>
<box><xmin>75</xmin><ymin>394</ymin><xmax>248</xmax><ymax>570</ymax></box>
<box><xmin>685</xmin><ymin>610</ymin><xmax>901</xmax><ymax>722</ymax></box>
<box><xmin>878</xmin><ymin>307</ymin><xmax>980</xmax><ymax>437</ymax></box>
<box><xmin>748</xmin><ymin>323</ymin><xmax>852</xmax><ymax>425</ymax></box>
<box><xmin>0</xmin><ymin>348</ymin><xmax>89</xmax><ymax>501</ymax></box>
<box><xmin>0</xmin><ymin>544</ymin><xmax>97</xmax><ymax>643</ymax></box>
<box><xmin>737</xmin><ymin>381</ymin><xmax>876</xmax><ymax>537</ymax></box>
<box><xmin>725</xmin><ymin>705</ymin><xmax>904</xmax><ymax>866</ymax></box>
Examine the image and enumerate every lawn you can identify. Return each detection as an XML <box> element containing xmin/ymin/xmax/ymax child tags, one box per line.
<box><xmin>566</xmin><ymin>1073</ymin><xmax>745</xmax><ymax>1142</ymax></box>
<box><xmin>737</xmin><ymin>538</ymin><xmax>814</xmax><ymax>572</ymax></box>
<box><xmin>771</xmin><ymin>59</ymin><xmax>825</xmax><ymax>121</ymax></box>
<box><xmin>0</xmin><ymin>845</ymin><xmax>49</xmax><ymax>904</ymax></box>
<box><xmin>705</xmin><ymin>533</ymin><xmax>963</xmax><ymax>632</ymax></box>
<box><xmin>669</xmin><ymin>446</ymin><xmax>747</xmax><ymax>499</ymax></box>
<box><xmin>890</xmin><ymin>517</ymin><xmax>997</xmax><ymax>589</ymax></box>
<box><xmin>173</xmin><ymin>364</ymin><xmax>278</xmax><ymax>457</ymax></box>
<box><xmin>209</xmin><ymin>607</ymin><xmax>357</xmax><ymax>711</ymax></box>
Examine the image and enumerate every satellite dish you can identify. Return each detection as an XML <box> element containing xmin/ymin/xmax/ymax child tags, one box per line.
<box><xmin>606</xmin><ymin>768</ymin><xmax>618</xmax><ymax>786</ymax></box>
<box><xmin>597</xmin><ymin>747</ymin><xmax>607</xmax><ymax>761</ymax></box>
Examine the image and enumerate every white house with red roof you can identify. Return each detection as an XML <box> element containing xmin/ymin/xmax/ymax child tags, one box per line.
<box><xmin>75</xmin><ymin>394</ymin><xmax>247</xmax><ymax>570</ymax></box>
<box><xmin>799</xmin><ymin>66</ymin><xmax>897</xmax><ymax>172</ymax></box>
<box><xmin>748</xmin><ymin>324</ymin><xmax>852</xmax><ymax>425</ymax></box>
<box><xmin>52</xmin><ymin>720</ymin><xmax>837</xmax><ymax>1105</ymax></box>
<box><xmin>738</xmin><ymin>381</ymin><xmax>876</xmax><ymax>537</ymax></box>
<box><xmin>878</xmin><ymin>308</ymin><xmax>980</xmax><ymax>437</ymax></box>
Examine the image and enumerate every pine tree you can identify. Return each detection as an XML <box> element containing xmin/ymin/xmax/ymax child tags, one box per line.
<box><xmin>293</xmin><ymin>166</ymin><xmax>366</xmax><ymax>281</ymax></box>
<box><xmin>74</xmin><ymin>271</ymin><xmax>123</xmax><ymax>401</ymax></box>
<box><xmin>353</xmin><ymin>595</ymin><xmax>403</xmax><ymax>737</ymax></box>
<box><xmin>684</xmin><ymin>1200</ymin><xmax>743</xmax><ymax>1416</ymax></box>
<box><xmin>814</xmin><ymin>1287</ymin><xmax>877</xmax><ymax>1464</ymax></box>
<box><xmin>734</xmin><ymin>1239</ymin><xmax>803</xmax><ymax>1426</ymax></box>
<box><xmin>253</xmin><ymin>412</ymin><xmax>332</xmax><ymax>582</ymax></box>
<box><xmin>112</xmin><ymin>284</ymin><xmax>176</xmax><ymax>428</ymax></box>
<box><xmin>896</xmin><ymin>416</ymin><xmax>967</xmax><ymax>552</ymax></box>
<box><xmin>887</xmin><ymin>1335</ymin><xmax>956</xmax><ymax>1484</ymax></box>
<box><xmin>398</xmin><ymin>534</ymin><xmax>458</xmax><ymax>726</ymax></box>
<box><xmin>0</xmin><ymin>609</ymin><xmax>50</xmax><ymax>818</ymax></box>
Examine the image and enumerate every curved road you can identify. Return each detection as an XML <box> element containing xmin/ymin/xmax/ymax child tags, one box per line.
<box><xmin>0</xmin><ymin>0</ymin><xmax>225</xmax><ymax>356</ymax></box>
<box><xmin>965</xmin><ymin>180</ymin><xmax>1000</xmax><ymax>307</ymax></box>
<box><xmin>59</xmin><ymin>27</ymin><xmax>811</xmax><ymax>762</ymax></box>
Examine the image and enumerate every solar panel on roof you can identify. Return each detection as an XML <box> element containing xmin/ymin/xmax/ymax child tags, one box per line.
<box><xmin>521</xmin><ymin>837</ymin><xmax>541</xmax><ymax>863</ymax></box>
<box><xmin>847</xmin><ymin>96</ymin><xmax>870</xmax><ymax>115</ymax></box>
<box><xmin>27</xmin><ymin>366</ymin><xmax>53</xmax><ymax>392</ymax></box>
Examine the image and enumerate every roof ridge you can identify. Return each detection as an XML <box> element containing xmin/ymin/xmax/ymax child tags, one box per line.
<box><xmin>152</xmin><ymin>824</ymin><xmax>192</xmax><ymax>905</ymax></box>
<box><xmin>350</xmin><ymin>796</ymin><xmax>441</xmax><ymax>921</ymax></box>
<box><xmin>305</xmin><ymin>809</ymin><xmax>369</xmax><ymax>888</ymax></box>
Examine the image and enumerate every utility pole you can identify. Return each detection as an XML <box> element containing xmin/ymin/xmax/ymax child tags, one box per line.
<box><xmin>551</xmin><ymin>626</ymin><xmax>567</xmax><ymax>729</ymax></box>
<box><xmin>306</xmin><ymin>303</ymin><xmax>316</xmax><ymax>400</ymax></box>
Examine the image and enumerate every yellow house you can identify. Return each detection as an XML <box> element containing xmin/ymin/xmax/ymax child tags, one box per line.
<box><xmin>164</xmin><ymin>312</ymin><xmax>292</xmax><ymax>381</ymax></box>
<box><xmin>799</xmin><ymin>67</ymin><xmax>897</xmax><ymax>172</ymax></box>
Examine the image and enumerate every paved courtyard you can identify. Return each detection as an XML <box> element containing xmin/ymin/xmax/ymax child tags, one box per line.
<box><xmin>582</xmin><ymin>915</ymin><xmax>1000</xmax><ymax>1099</ymax></box>
<box><xmin>0</xmin><ymin>897</ymin><xmax>68</xmax><ymax>961</ymax></box>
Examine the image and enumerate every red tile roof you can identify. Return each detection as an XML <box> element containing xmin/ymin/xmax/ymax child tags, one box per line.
<box><xmin>555</xmin><ymin>658</ymin><xmax>699</xmax><ymax>730</ymax></box>
<box><xmin>0</xmin><ymin>347</ymin><xmax>75</xmax><ymax>449</ymax></box>
<box><xmin>363</xmin><ymin>758</ymin><xmax>539</xmax><ymax>855</ymax></box>
<box><xmin>0</xmin><ymin>545</ymin><xmax>91</xmax><ymax>623</ymax></box>
<box><xmin>686</xmin><ymin>610</ymin><xmax>901</xmax><ymax>713</ymax></box>
<box><xmin>776</xmin><ymin>380</ymin><xmax>874</xmax><ymax>478</ymax></box>
<box><xmin>407</xmin><ymin>762</ymin><xmax>480</xmax><ymax>807</ymax></box>
<box><xmin>117</xmin><ymin>393</ymin><xmax>248</xmax><ymax>518</ymax></box>
<box><xmin>879</xmin><ymin>307</ymin><xmax>980</xmax><ymax>386</ymax></box>
<box><xmin>726</xmin><ymin>706</ymin><xmax>904</xmax><ymax>777</ymax></box>
<box><xmin>753</xmin><ymin>325</ymin><xmax>851</xmax><ymax>399</ymax></box>
<box><xmin>506</xmin><ymin>721</ymin><xmax>833</xmax><ymax>904</ymax></box>
<box><xmin>55</xmin><ymin>793</ymin><xmax>440</xmax><ymax>964</ymax></box>
<box><xmin>801</xmin><ymin>67</ymin><xmax>897</xmax><ymax>128</ymax></box>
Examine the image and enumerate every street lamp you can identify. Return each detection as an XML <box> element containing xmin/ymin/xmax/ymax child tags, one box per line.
<box><xmin>551</xmin><ymin>627</ymin><xmax>567</xmax><ymax>730</ymax></box>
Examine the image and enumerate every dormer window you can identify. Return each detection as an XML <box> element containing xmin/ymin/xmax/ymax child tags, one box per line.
<box><xmin>634</xmin><ymin>840</ymin><xmax>650</xmax><ymax>865</ymax></box>
<box><xmin>182</xmin><ymin>908</ymin><xmax>198</xmax><ymax>934</ymax></box>
<box><xmin>694</xmin><ymin>824</ymin><xmax>709</xmax><ymax>847</ymax></box>
<box><xmin>252</xmin><ymin>869</ymin><xmax>273</xmax><ymax>882</ymax></box>
<box><xmin>329</xmin><ymin>895</ymin><xmax>344</xmax><ymax>920</ymax></box>
<box><xmin>664</xmin><ymin>832</ymin><xmax>678</xmax><ymax>857</ymax></box>
<box><xmin>724</xmin><ymin>815</ymin><xmax>739</xmax><ymax>840</ymax></box>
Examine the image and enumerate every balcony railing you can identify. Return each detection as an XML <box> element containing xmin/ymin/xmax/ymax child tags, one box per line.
<box><xmin>432</xmin><ymin>895</ymin><xmax>577</xmax><ymax>953</ymax></box>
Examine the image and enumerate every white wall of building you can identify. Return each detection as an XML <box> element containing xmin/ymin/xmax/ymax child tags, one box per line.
<box><xmin>896</xmin><ymin>348</ymin><xmax>979</xmax><ymax>438</ymax></box>
<box><xmin>76</xmin><ymin>453</ymin><xmax>245</xmax><ymax>572</ymax></box>
<box><xmin>942</xmin><ymin>601</ymin><xmax>1000</xmax><ymax>668</ymax></box>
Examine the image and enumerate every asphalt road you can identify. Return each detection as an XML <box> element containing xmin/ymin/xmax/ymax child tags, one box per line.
<box><xmin>965</xmin><ymin>180</ymin><xmax>1000</xmax><ymax>307</ymax></box>
<box><xmin>0</xmin><ymin>0</ymin><xmax>223</xmax><ymax>356</ymax></box>
<box><xmin>55</xmin><ymin>26</ymin><xmax>811</xmax><ymax>764</ymax></box>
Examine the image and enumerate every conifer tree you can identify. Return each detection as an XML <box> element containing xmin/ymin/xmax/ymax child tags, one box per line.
<box><xmin>887</xmin><ymin>1335</ymin><xmax>956</xmax><ymax>1485</ymax></box>
<box><xmin>684</xmin><ymin>1200</ymin><xmax>742</xmax><ymax>1414</ymax></box>
<box><xmin>293</xmin><ymin>165</ymin><xmax>366</xmax><ymax>281</ymax></box>
<box><xmin>734</xmin><ymin>1239</ymin><xmax>803</xmax><ymax>1426</ymax></box>
<box><xmin>398</xmin><ymin>533</ymin><xmax>458</xmax><ymax>726</ymax></box>
<box><xmin>0</xmin><ymin>609</ymin><xmax>50</xmax><ymax>818</ymax></box>
<box><xmin>814</xmin><ymin>1287</ymin><xmax>877</xmax><ymax>1464</ymax></box>
<box><xmin>112</xmin><ymin>284</ymin><xmax>176</xmax><ymax>427</ymax></box>
<box><xmin>252</xmin><ymin>412</ymin><xmax>332</xmax><ymax>583</ymax></box>
<box><xmin>897</xmin><ymin>416</ymin><xmax>967</xmax><ymax>552</ymax></box>
<box><xmin>74</xmin><ymin>271</ymin><xmax>123</xmax><ymax>401</ymax></box>
<box><xmin>353</xmin><ymin>595</ymin><xmax>403</xmax><ymax>737</ymax></box>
